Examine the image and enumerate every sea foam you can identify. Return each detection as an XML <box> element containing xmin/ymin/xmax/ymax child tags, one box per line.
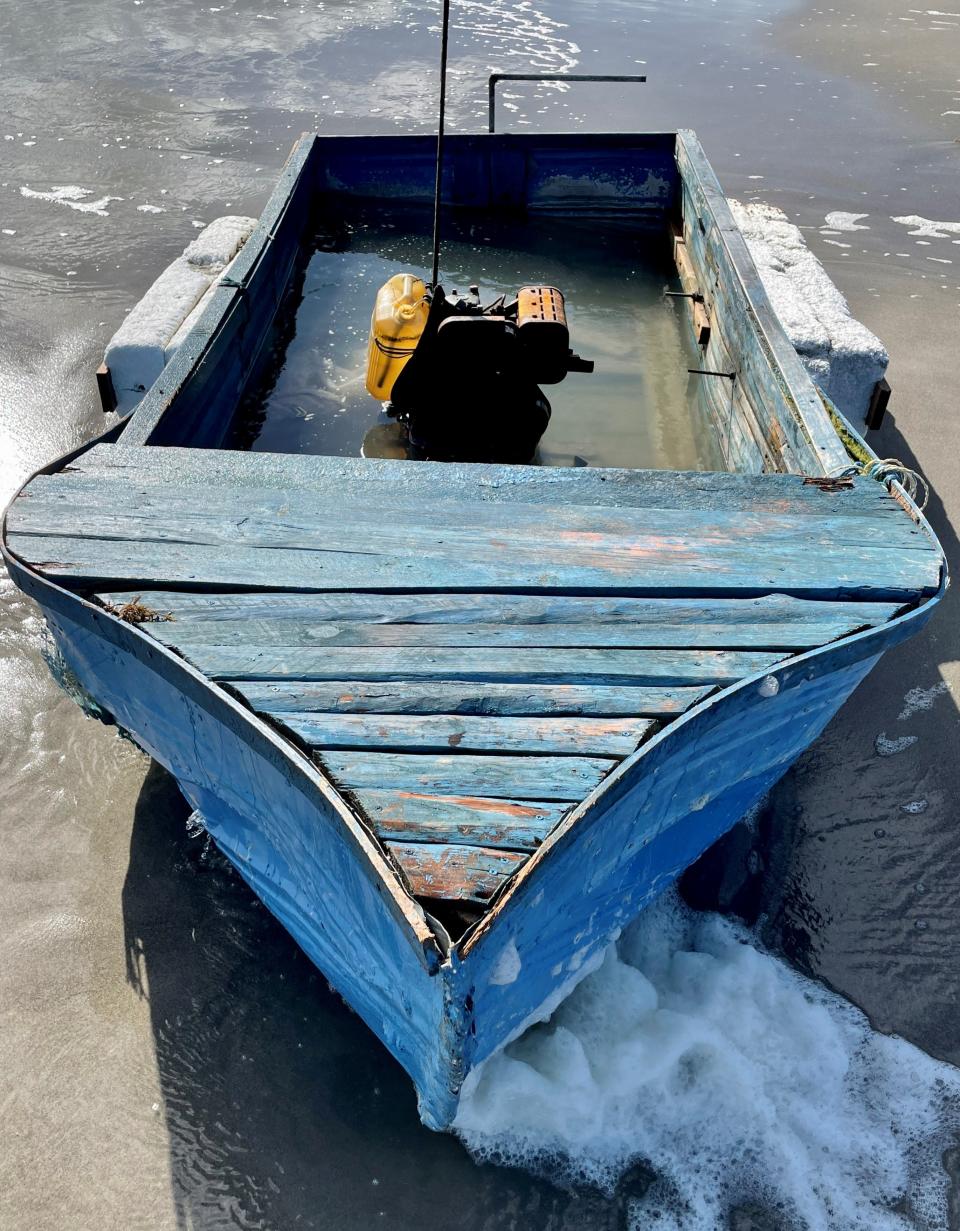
<box><xmin>454</xmin><ymin>892</ymin><xmax>958</xmax><ymax>1230</ymax></box>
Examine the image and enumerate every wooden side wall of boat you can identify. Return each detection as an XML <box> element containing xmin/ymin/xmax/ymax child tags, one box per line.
<box><xmin>117</xmin><ymin>129</ymin><xmax>847</xmax><ymax>478</ymax></box>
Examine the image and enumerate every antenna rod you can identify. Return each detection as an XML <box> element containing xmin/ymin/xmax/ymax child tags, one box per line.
<box><xmin>430</xmin><ymin>0</ymin><xmax>451</xmax><ymax>288</ymax></box>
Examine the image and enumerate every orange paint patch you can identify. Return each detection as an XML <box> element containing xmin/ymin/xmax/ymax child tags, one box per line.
<box><xmin>391</xmin><ymin>791</ymin><xmax>549</xmax><ymax>818</ymax></box>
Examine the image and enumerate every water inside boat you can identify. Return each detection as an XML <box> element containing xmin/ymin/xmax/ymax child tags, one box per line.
<box><xmin>230</xmin><ymin>208</ymin><xmax>724</xmax><ymax>471</ymax></box>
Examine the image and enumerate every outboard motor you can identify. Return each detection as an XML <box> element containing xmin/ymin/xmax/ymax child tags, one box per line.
<box><xmin>364</xmin><ymin>277</ymin><xmax>593</xmax><ymax>464</ymax></box>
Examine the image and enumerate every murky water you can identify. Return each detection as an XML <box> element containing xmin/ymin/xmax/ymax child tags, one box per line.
<box><xmin>2</xmin><ymin>0</ymin><xmax>959</xmax><ymax>1228</ymax></box>
<box><xmin>237</xmin><ymin>214</ymin><xmax>720</xmax><ymax>469</ymax></box>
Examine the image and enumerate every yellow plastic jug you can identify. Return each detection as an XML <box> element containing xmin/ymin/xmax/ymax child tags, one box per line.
<box><xmin>365</xmin><ymin>273</ymin><xmax>429</xmax><ymax>401</ymax></box>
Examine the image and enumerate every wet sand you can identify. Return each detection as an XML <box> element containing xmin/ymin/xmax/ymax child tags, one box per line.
<box><xmin>1</xmin><ymin>0</ymin><xmax>959</xmax><ymax>1226</ymax></box>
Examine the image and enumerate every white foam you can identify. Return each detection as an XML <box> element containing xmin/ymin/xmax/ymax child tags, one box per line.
<box><xmin>729</xmin><ymin>200</ymin><xmax>888</xmax><ymax>419</ymax></box>
<box><xmin>892</xmin><ymin>215</ymin><xmax>960</xmax><ymax>239</ymax></box>
<box><xmin>455</xmin><ymin>893</ymin><xmax>959</xmax><ymax>1230</ymax></box>
<box><xmin>824</xmin><ymin>211</ymin><xmax>870</xmax><ymax>232</ymax></box>
<box><xmin>19</xmin><ymin>184</ymin><xmax>122</xmax><ymax>216</ymax></box>
<box><xmin>898</xmin><ymin>681</ymin><xmax>950</xmax><ymax>721</ymax></box>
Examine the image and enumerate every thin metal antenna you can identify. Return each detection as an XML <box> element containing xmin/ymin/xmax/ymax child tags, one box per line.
<box><xmin>430</xmin><ymin>0</ymin><xmax>451</xmax><ymax>289</ymax></box>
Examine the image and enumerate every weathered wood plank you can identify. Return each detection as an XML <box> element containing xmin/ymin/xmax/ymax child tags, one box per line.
<box><xmin>173</xmin><ymin>645</ymin><xmax>784</xmax><ymax>685</ymax></box>
<box><xmin>62</xmin><ymin>444</ymin><xmax>903</xmax><ymax>515</ymax></box>
<box><xmin>96</xmin><ymin>589</ymin><xmax>905</xmax><ymax>628</ymax></box>
<box><xmin>150</xmin><ymin>616</ymin><xmax>883</xmax><ymax>651</ymax></box>
<box><xmin>387</xmin><ymin>841</ymin><xmax>526</xmax><ymax>904</ymax></box>
<box><xmin>236</xmin><ymin>679</ymin><xmax>712</xmax><ymax>717</ymax></box>
<box><xmin>9</xmin><ymin>531</ymin><xmax>939</xmax><ymax>602</ymax></box>
<box><xmin>17</xmin><ymin>479</ymin><xmax>923</xmax><ymax>555</ymax></box>
<box><xmin>281</xmin><ymin>713</ymin><xmax>654</xmax><ymax>756</ymax></box>
<box><xmin>321</xmin><ymin>751</ymin><xmax>615</xmax><ymax>800</ymax></box>
<box><xmin>357</xmin><ymin>790</ymin><xmax>564</xmax><ymax>851</ymax></box>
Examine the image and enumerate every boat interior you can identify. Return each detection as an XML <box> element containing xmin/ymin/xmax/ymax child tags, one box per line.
<box><xmin>3</xmin><ymin>131</ymin><xmax>945</xmax><ymax>940</ymax></box>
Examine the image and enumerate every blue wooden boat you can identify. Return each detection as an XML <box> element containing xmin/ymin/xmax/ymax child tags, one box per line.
<box><xmin>2</xmin><ymin>129</ymin><xmax>945</xmax><ymax>1129</ymax></box>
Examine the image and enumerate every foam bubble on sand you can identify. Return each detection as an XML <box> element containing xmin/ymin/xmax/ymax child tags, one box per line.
<box><xmin>19</xmin><ymin>185</ymin><xmax>122</xmax><ymax>216</ymax></box>
<box><xmin>898</xmin><ymin>681</ymin><xmax>950</xmax><ymax>721</ymax></box>
<box><xmin>892</xmin><ymin>215</ymin><xmax>960</xmax><ymax>239</ymax></box>
<box><xmin>875</xmin><ymin>732</ymin><xmax>919</xmax><ymax>756</ymax></box>
<box><xmin>454</xmin><ymin>892</ymin><xmax>959</xmax><ymax>1230</ymax></box>
<box><xmin>824</xmin><ymin>211</ymin><xmax>870</xmax><ymax>231</ymax></box>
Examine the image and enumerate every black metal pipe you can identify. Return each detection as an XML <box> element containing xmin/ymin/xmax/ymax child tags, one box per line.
<box><xmin>488</xmin><ymin>73</ymin><xmax>646</xmax><ymax>134</ymax></box>
<box><xmin>688</xmin><ymin>368</ymin><xmax>737</xmax><ymax>380</ymax></box>
<box><xmin>431</xmin><ymin>0</ymin><xmax>451</xmax><ymax>288</ymax></box>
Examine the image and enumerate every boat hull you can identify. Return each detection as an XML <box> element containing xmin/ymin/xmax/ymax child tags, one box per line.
<box><xmin>2</xmin><ymin>127</ymin><xmax>946</xmax><ymax>1129</ymax></box>
<box><xmin>5</xmin><ymin>543</ymin><xmax>940</xmax><ymax>1128</ymax></box>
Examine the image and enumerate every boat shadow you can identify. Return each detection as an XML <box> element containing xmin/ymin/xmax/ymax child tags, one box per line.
<box><xmin>122</xmin><ymin>760</ymin><xmax>641</xmax><ymax>1230</ymax></box>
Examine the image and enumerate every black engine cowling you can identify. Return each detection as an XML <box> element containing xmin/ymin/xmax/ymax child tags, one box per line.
<box><xmin>386</xmin><ymin>285</ymin><xmax>592</xmax><ymax>464</ymax></box>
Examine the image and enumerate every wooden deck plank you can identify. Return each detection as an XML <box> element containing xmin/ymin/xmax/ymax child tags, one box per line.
<box><xmin>61</xmin><ymin>445</ymin><xmax>903</xmax><ymax>515</ymax></box>
<box><xmin>320</xmin><ymin>751</ymin><xmax>615</xmax><ymax>800</ymax></box>
<box><xmin>236</xmin><ymin>680</ymin><xmax>712</xmax><ymax>717</ymax></box>
<box><xmin>14</xmin><ymin>457</ymin><xmax>939</xmax><ymax>604</ymax></box>
<box><xmin>149</xmin><ymin>615</ymin><xmax>882</xmax><ymax>651</ymax></box>
<box><xmin>16</xmin><ymin>479</ymin><xmax>924</xmax><ymax>555</ymax></box>
<box><xmin>280</xmin><ymin>713</ymin><xmax>654</xmax><ymax>756</ymax></box>
<box><xmin>97</xmin><ymin>589</ymin><xmax>905</xmax><ymax>628</ymax></box>
<box><xmin>387</xmin><ymin>841</ymin><xmax>526</xmax><ymax>904</ymax></box>
<box><xmin>357</xmin><ymin>790</ymin><xmax>563</xmax><ymax>851</ymax></box>
<box><xmin>171</xmin><ymin>645</ymin><xmax>784</xmax><ymax>685</ymax></box>
<box><xmin>9</xmin><ymin>530</ymin><xmax>939</xmax><ymax>602</ymax></box>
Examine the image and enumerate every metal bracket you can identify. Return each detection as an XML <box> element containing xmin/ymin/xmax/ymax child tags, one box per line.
<box><xmin>488</xmin><ymin>73</ymin><xmax>647</xmax><ymax>134</ymax></box>
<box><xmin>96</xmin><ymin>363</ymin><xmax>117</xmax><ymax>414</ymax></box>
<box><xmin>688</xmin><ymin>368</ymin><xmax>736</xmax><ymax>381</ymax></box>
<box><xmin>864</xmin><ymin>377</ymin><xmax>891</xmax><ymax>431</ymax></box>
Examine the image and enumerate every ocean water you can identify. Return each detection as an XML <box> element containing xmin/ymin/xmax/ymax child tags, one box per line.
<box><xmin>1</xmin><ymin>0</ymin><xmax>959</xmax><ymax>1228</ymax></box>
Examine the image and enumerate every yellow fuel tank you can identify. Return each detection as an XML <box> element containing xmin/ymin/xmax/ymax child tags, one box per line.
<box><xmin>365</xmin><ymin>273</ymin><xmax>429</xmax><ymax>401</ymax></box>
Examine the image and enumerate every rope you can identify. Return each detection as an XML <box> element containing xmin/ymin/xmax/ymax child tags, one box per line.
<box><xmin>835</xmin><ymin>458</ymin><xmax>930</xmax><ymax>511</ymax></box>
